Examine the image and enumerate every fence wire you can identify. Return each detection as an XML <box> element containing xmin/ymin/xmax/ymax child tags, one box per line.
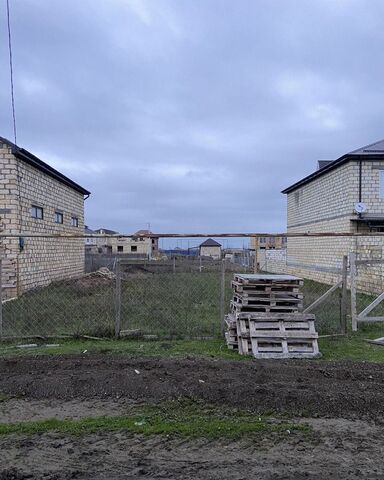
<box><xmin>1</xmin><ymin>234</ymin><xmax>384</xmax><ymax>340</ymax></box>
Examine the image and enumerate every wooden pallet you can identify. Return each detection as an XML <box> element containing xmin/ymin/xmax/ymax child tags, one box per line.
<box><xmin>233</xmin><ymin>274</ymin><xmax>303</xmax><ymax>287</ymax></box>
<box><xmin>250</xmin><ymin>337</ymin><xmax>320</xmax><ymax>359</ymax></box>
<box><xmin>237</xmin><ymin>321</ymin><xmax>317</xmax><ymax>338</ymax></box>
<box><xmin>230</xmin><ymin>301</ymin><xmax>300</xmax><ymax>314</ymax></box>
<box><xmin>231</xmin><ymin>281</ymin><xmax>300</xmax><ymax>295</ymax></box>
<box><xmin>233</xmin><ymin>289</ymin><xmax>304</xmax><ymax>300</ymax></box>
<box><xmin>233</xmin><ymin>293</ymin><xmax>302</xmax><ymax>307</ymax></box>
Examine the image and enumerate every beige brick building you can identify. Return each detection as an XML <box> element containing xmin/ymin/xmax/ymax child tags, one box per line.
<box><xmin>250</xmin><ymin>235</ymin><xmax>287</xmax><ymax>251</ymax></box>
<box><xmin>94</xmin><ymin>229</ymin><xmax>159</xmax><ymax>258</ymax></box>
<box><xmin>0</xmin><ymin>136</ymin><xmax>90</xmax><ymax>299</ymax></box>
<box><xmin>199</xmin><ymin>238</ymin><xmax>222</xmax><ymax>259</ymax></box>
<box><xmin>281</xmin><ymin>139</ymin><xmax>384</xmax><ymax>291</ymax></box>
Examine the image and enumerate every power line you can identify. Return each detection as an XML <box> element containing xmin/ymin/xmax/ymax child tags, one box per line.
<box><xmin>6</xmin><ymin>0</ymin><xmax>17</xmax><ymax>145</ymax></box>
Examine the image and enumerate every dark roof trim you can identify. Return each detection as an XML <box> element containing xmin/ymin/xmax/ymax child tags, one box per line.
<box><xmin>282</xmin><ymin>154</ymin><xmax>384</xmax><ymax>194</ymax></box>
<box><xmin>0</xmin><ymin>136</ymin><xmax>90</xmax><ymax>195</ymax></box>
<box><xmin>200</xmin><ymin>238</ymin><xmax>222</xmax><ymax>247</ymax></box>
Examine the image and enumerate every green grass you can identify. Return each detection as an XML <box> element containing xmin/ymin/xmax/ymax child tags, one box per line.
<box><xmin>319</xmin><ymin>323</ymin><xmax>384</xmax><ymax>362</ymax></box>
<box><xmin>1</xmin><ymin>270</ymin><xmax>350</xmax><ymax>340</ymax></box>
<box><xmin>0</xmin><ymin>400</ymin><xmax>310</xmax><ymax>438</ymax></box>
<box><xmin>0</xmin><ymin>338</ymin><xmax>245</xmax><ymax>360</ymax></box>
<box><xmin>1</xmin><ymin>325</ymin><xmax>384</xmax><ymax>362</ymax></box>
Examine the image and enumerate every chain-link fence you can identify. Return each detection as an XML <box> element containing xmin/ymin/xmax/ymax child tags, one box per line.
<box><xmin>1</xmin><ymin>233</ymin><xmax>384</xmax><ymax>340</ymax></box>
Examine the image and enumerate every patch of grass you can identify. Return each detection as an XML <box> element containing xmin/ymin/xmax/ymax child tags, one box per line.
<box><xmin>1</xmin><ymin>323</ymin><xmax>384</xmax><ymax>362</ymax></box>
<box><xmin>0</xmin><ymin>338</ymin><xmax>248</xmax><ymax>360</ymax></box>
<box><xmin>319</xmin><ymin>323</ymin><xmax>384</xmax><ymax>362</ymax></box>
<box><xmin>0</xmin><ymin>400</ymin><xmax>310</xmax><ymax>439</ymax></box>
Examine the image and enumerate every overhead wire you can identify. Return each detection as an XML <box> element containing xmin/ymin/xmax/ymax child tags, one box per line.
<box><xmin>6</xmin><ymin>0</ymin><xmax>17</xmax><ymax>145</ymax></box>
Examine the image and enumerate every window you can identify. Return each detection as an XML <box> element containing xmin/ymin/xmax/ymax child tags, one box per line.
<box><xmin>117</xmin><ymin>246</ymin><xmax>124</xmax><ymax>252</ymax></box>
<box><xmin>295</xmin><ymin>191</ymin><xmax>301</xmax><ymax>207</ymax></box>
<box><xmin>71</xmin><ymin>217</ymin><xmax>79</xmax><ymax>227</ymax></box>
<box><xmin>31</xmin><ymin>205</ymin><xmax>43</xmax><ymax>219</ymax></box>
<box><xmin>131</xmin><ymin>245</ymin><xmax>137</xmax><ymax>252</ymax></box>
<box><xmin>55</xmin><ymin>212</ymin><xmax>63</xmax><ymax>224</ymax></box>
<box><xmin>380</xmin><ymin>171</ymin><xmax>384</xmax><ymax>199</ymax></box>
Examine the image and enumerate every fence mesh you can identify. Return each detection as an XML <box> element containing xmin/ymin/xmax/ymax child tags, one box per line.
<box><xmin>1</xmin><ymin>234</ymin><xmax>384</xmax><ymax>340</ymax></box>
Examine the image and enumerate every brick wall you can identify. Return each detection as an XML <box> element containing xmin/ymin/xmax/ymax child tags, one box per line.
<box><xmin>285</xmin><ymin>159</ymin><xmax>384</xmax><ymax>293</ymax></box>
<box><xmin>0</xmin><ymin>141</ymin><xmax>85</xmax><ymax>298</ymax></box>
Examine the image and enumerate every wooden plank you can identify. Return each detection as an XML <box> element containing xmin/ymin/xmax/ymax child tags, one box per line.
<box><xmin>350</xmin><ymin>252</ymin><xmax>358</xmax><ymax>332</ymax></box>
<box><xmin>303</xmin><ymin>280</ymin><xmax>342</xmax><ymax>313</ymax></box>
<box><xmin>357</xmin><ymin>316</ymin><xmax>384</xmax><ymax>323</ymax></box>
<box><xmin>340</xmin><ymin>255</ymin><xmax>348</xmax><ymax>335</ymax></box>
<box><xmin>247</xmin><ymin>331</ymin><xmax>318</xmax><ymax>339</ymax></box>
<box><xmin>235</xmin><ymin>312</ymin><xmax>315</xmax><ymax>321</ymax></box>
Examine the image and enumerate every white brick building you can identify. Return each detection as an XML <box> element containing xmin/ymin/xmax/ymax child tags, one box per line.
<box><xmin>93</xmin><ymin>229</ymin><xmax>159</xmax><ymax>258</ymax></box>
<box><xmin>281</xmin><ymin>139</ymin><xmax>384</xmax><ymax>291</ymax></box>
<box><xmin>199</xmin><ymin>239</ymin><xmax>222</xmax><ymax>259</ymax></box>
<box><xmin>0</xmin><ymin>136</ymin><xmax>90</xmax><ymax>299</ymax></box>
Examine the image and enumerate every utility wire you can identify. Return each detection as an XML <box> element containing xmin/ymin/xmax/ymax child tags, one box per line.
<box><xmin>6</xmin><ymin>0</ymin><xmax>17</xmax><ymax>145</ymax></box>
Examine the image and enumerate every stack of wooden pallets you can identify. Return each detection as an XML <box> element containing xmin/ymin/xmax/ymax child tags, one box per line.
<box><xmin>224</xmin><ymin>274</ymin><xmax>320</xmax><ymax>359</ymax></box>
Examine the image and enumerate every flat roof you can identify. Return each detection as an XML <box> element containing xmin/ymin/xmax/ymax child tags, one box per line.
<box><xmin>0</xmin><ymin>136</ymin><xmax>90</xmax><ymax>195</ymax></box>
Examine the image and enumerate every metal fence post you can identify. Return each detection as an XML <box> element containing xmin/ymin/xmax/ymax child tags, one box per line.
<box><xmin>0</xmin><ymin>258</ymin><xmax>3</xmax><ymax>339</ymax></box>
<box><xmin>340</xmin><ymin>255</ymin><xmax>348</xmax><ymax>334</ymax></box>
<box><xmin>350</xmin><ymin>252</ymin><xmax>358</xmax><ymax>332</ymax></box>
<box><xmin>220</xmin><ymin>259</ymin><xmax>226</xmax><ymax>334</ymax></box>
<box><xmin>115</xmin><ymin>258</ymin><xmax>122</xmax><ymax>338</ymax></box>
<box><xmin>173</xmin><ymin>257</ymin><xmax>176</xmax><ymax>274</ymax></box>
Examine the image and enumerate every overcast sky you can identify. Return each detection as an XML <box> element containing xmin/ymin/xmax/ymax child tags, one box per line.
<box><xmin>1</xmin><ymin>0</ymin><xmax>384</xmax><ymax>237</ymax></box>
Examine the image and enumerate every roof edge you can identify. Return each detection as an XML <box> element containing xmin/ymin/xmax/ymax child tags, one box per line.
<box><xmin>0</xmin><ymin>136</ymin><xmax>90</xmax><ymax>196</ymax></box>
<box><xmin>282</xmin><ymin>153</ymin><xmax>384</xmax><ymax>194</ymax></box>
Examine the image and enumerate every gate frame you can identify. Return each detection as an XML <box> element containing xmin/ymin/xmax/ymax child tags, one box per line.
<box><xmin>350</xmin><ymin>253</ymin><xmax>384</xmax><ymax>331</ymax></box>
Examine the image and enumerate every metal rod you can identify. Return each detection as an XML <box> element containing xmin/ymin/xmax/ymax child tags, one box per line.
<box><xmin>220</xmin><ymin>259</ymin><xmax>226</xmax><ymax>335</ymax></box>
<box><xmin>0</xmin><ymin>259</ymin><xmax>2</xmax><ymax>339</ymax></box>
<box><xmin>340</xmin><ymin>255</ymin><xmax>348</xmax><ymax>335</ymax></box>
<box><xmin>3</xmin><ymin>232</ymin><xmax>384</xmax><ymax>239</ymax></box>
<box><xmin>350</xmin><ymin>252</ymin><xmax>358</xmax><ymax>332</ymax></box>
<box><xmin>115</xmin><ymin>259</ymin><xmax>121</xmax><ymax>338</ymax></box>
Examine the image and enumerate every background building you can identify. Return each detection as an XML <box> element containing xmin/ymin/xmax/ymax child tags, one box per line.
<box><xmin>92</xmin><ymin>228</ymin><xmax>159</xmax><ymax>258</ymax></box>
<box><xmin>199</xmin><ymin>238</ymin><xmax>222</xmax><ymax>259</ymax></box>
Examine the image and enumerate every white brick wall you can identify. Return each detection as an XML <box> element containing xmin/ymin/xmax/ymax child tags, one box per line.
<box><xmin>285</xmin><ymin>159</ymin><xmax>384</xmax><ymax>292</ymax></box>
<box><xmin>0</xmin><ymin>142</ymin><xmax>86</xmax><ymax>298</ymax></box>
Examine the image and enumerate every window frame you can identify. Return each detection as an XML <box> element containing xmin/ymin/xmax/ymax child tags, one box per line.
<box><xmin>55</xmin><ymin>211</ymin><xmax>64</xmax><ymax>224</ymax></box>
<box><xmin>131</xmin><ymin>245</ymin><xmax>138</xmax><ymax>252</ymax></box>
<box><xmin>380</xmin><ymin>171</ymin><xmax>384</xmax><ymax>199</ymax></box>
<box><xmin>71</xmin><ymin>216</ymin><xmax>79</xmax><ymax>227</ymax></box>
<box><xmin>31</xmin><ymin>205</ymin><xmax>43</xmax><ymax>220</ymax></box>
<box><xmin>117</xmin><ymin>245</ymin><xmax>124</xmax><ymax>252</ymax></box>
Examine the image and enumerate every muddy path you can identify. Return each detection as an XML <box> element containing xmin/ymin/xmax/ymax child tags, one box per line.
<box><xmin>1</xmin><ymin>355</ymin><xmax>384</xmax><ymax>420</ymax></box>
<box><xmin>1</xmin><ymin>418</ymin><xmax>384</xmax><ymax>480</ymax></box>
<box><xmin>1</xmin><ymin>355</ymin><xmax>384</xmax><ymax>479</ymax></box>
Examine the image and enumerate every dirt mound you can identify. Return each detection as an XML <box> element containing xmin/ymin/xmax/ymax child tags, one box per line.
<box><xmin>0</xmin><ymin>356</ymin><xmax>383</xmax><ymax>420</ymax></box>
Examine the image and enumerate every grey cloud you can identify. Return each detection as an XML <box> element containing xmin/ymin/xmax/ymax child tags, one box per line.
<box><xmin>1</xmin><ymin>0</ymin><xmax>384</xmax><ymax>242</ymax></box>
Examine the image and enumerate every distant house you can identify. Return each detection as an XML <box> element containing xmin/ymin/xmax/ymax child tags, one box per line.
<box><xmin>199</xmin><ymin>239</ymin><xmax>222</xmax><ymax>259</ymax></box>
<box><xmin>0</xmin><ymin>136</ymin><xmax>90</xmax><ymax>299</ymax></box>
<box><xmin>92</xmin><ymin>228</ymin><xmax>159</xmax><ymax>258</ymax></box>
<box><xmin>84</xmin><ymin>226</ymin><xmax>97</xmax><ymax>253</ymax></box>
<box><xmin>250</xmin><ymin>235</ymin><xmax>287</xmax><ymax>250</ymax></box>
<box><xmin>281</xmin><ymin>138</ymin><xmax>384</xmax><ymax>288</ymax></box>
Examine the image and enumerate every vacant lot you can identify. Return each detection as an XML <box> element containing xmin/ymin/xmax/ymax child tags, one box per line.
<box><xmin>2</xmin><ymin>270</ymin><xmax>346</xmax><ymax>339</ymax></box>
<box><xmin>1</xmin><ymin>353</ymin><xmax>384</xmax><ymax>479</ymax></box>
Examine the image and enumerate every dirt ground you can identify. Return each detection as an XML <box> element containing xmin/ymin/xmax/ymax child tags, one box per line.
<box><xmin>1</xmin><ymin>355</ymin><xmax>384</xmax><ymax>479</ymax></box>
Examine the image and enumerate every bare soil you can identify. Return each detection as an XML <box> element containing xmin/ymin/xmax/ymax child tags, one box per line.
<box><xmin>1</xmin><ymin>355</ymin><xmax>384</xmax><ymax>479</ymax></box>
